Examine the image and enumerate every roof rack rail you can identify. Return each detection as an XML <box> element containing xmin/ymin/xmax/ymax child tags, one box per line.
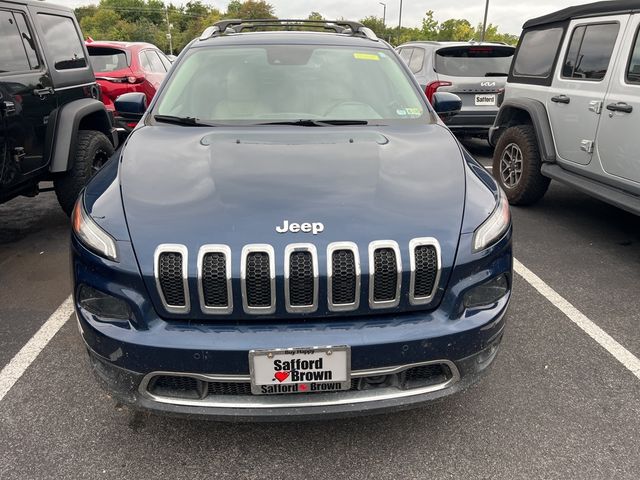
<box><xmin>199</xmin><ymin>19</ymin><xmax>378</xmax><ymax>42</ymax></box>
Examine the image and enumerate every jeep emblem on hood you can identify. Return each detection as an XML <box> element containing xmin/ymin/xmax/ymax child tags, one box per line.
<box><xmin>276</xmin><ymin>220</ymin><xmax>324</xmax><ymax>235</ymax></box>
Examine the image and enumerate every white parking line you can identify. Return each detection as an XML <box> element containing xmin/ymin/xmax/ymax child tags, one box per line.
<box><xmin>0</xmin><ymin>296</ymin><xmax>73</xmax><ymax>402</ymax></box>
<box><xmin>514</xmin><ymin>258</ymin><xmax>640</xmax><ymax>380</ymax></box>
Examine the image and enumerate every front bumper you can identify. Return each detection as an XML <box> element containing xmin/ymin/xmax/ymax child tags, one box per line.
<box><xmin>86</xmin><ymin>329</ymin><xmax>504</xmax><ymax>421</ymax></box>
<box><xmin>445</xmin><ymin>110</ymin><xmax>499</xmax><ymax>136</ymax></box>
<box><xmin>72</xmin><ymin>226</ymin><xmax>512</xmax><ymax>420</ymax></box>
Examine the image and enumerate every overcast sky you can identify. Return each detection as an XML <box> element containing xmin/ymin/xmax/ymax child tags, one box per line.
<box><xmin>59</xmin><ymin>0</ymin><xmax>591</xmax><ymax>35</ymax></box>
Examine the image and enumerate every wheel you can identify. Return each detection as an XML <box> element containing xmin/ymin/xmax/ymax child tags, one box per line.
<box><xmin>492</xmin><ymin>124</ymin><xmax>550</xmax><ymax>206</ymax></box>
<box><xmin>54</xmin><ymin>130</ymin><xmax>114</xmax><ymax>216</ymax></box>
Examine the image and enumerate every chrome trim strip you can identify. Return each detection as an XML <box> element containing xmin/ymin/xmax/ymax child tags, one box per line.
<box><xmin>197</xmin><ymin>245</ymin><xmax>233</xmax><ymax>314</ymax></box>
<box><xmin>368</xmin><ymin>240</ymin><xmax>402</xmax><ymax>309</ymax></box>
<box><xmin>284</xmin><ymin>243</ymin><xmax>318</xmax><ymax>313</ymax></box>
<box><xmin>326</xmin><ymin>242</ymin><xmax>361</xmax><ymax>312</ymax></box>
<box><xmin>153</xmin><ymin>244</ymin><xmax>190</xmax><ymax>314</ymax></box>
<box><xmin>241</xmin><ymin>244</ymin><xmax>276</xmax><ymax>315</ymax></box>
<box><xmin>409</xmin><ymin>237</ymin><xmax>442</xmax><ymax>305</ymax></box>
<box><xmin>138</xmin><ymin>359</ymin><xmax>460</xmax><ymax>409</ymax></box>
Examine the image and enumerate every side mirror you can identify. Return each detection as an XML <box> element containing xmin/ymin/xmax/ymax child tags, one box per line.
<box><xmin>114</xmin><ymin>92</ymin><xmax>147</xmax><ymax>120</ymax></box>
<box><xmin>432</xmin><ymin>92</ymin><xmax>462</xmax><ymax>120</ymax></box>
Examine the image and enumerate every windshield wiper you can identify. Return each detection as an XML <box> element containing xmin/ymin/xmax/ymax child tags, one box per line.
<box><xmin>153</xmin><ymin>114</ymin><xmax>209</xmax><ymax>126</ymax></box>
<box><xmin>484</xmin><ymin>72</ymin><xmax>509</xmax><ymax>77</ymax></box>
<box><xmin>255</xmin><ymin>119</ymin><xmax>369</xmax><ymax>127</ymax></box>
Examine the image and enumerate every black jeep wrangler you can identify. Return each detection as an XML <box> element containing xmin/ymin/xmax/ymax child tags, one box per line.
<box><xmin>0</xmin><ymin>0</ymin><xmax>117</xmax><ymax>215</ymax></box>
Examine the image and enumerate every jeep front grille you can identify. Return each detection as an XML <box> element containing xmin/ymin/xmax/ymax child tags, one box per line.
<box><xmin>284</xmin><ymin>244</ymin><xmax>318</xmax><ymax>313</ymax></box>
<box><xmin>153</xmin><ymin>239</ymin><xmax>441</xmax><ymax>316</ymax></box>
<box><xmin>198</xmin><ymin>245</ymin><xmax>232</xmax><ymax>314</ymax></box>
<box><xmin>409</xmin><ymin>238</ymin><xmax>441</xmax><ymax>305</ymax></box>
<box><xmin>154</xmin><ymin>244</ymin><xmax>190</xmax><ymax>313</ymax></box>
<box><xmin>241</xmin><ymin>245</ymin><xmax>276</xmax><ymax>314</ymax></box>
<box><xmin>369</xmin><ymin>241</ymin><xmax>401</xmax><ymax>308</ymax></box>
<box><xmin>327</xmin><ymin>242</ymin><xmax>360</xmax><ymax>312</ymax></box>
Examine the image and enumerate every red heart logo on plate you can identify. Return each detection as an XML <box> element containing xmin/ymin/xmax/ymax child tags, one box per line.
<box><xmin>299</xmin><ymin>384</ymin><xmax>308</xmax><ymax>391</ymax></box>
<box><xmin>274</xmin><ymin>371</ymin><xmax>290</xmax><ymax>382</ymax></box>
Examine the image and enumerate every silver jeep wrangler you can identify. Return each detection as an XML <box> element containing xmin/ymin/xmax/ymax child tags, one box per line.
<box><xmin>490</xmin><ymin>0</ymin><xmax>640</xmax><ymax>215</ymax></box>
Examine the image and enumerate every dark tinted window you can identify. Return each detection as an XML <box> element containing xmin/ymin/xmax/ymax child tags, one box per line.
<box><xmin>513</xmin><ymin>27</ymin><xmax>564</xmax><ymax>77</ymax></box>
<box><xmin>88</xmin><ymin>47</ymin><xmax>128</xmax><ymax>72</ymax></box>
<box><xmin>0</xmin><ymin>10</ymin><xmax>31</xmax><ymax>73</ymax></box>
<box><xmin>562</xmin><ymin>23</ymin><xmax>619</xmax><ymax>80</ymax></box>
<box><xmin>628</xmin><ymin>26</ymin><xmax>640</xmax><ymax>84</ymax></box>
<box><xmin>144</xmin><ymin>51</ymin><xmax>166</xmax><ymax>73</ymax></box>
<box><xmin>435</xmin><ymin>46</ymin><xmax>514</xmax><ymax>77</ymax></box>
<box><xmin>408</xmin><ymin>47</ymin><xmax>425</xmax><ymax>73</ymax></box>
<box><xmin>38</xmin><ymin>14</ymin><xmax>86</xmax><ymax>70</ymax></box>
<box><xmin>13</xmin><ymin>12</ymin><xmax>39</xmax><ymax>70</ymax></box>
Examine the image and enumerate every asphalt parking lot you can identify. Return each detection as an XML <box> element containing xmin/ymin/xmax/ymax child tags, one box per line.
<box><xmin>1</xmin><ymin>141</ymin><xmax>639</xmax><ymax>479</ymax></box>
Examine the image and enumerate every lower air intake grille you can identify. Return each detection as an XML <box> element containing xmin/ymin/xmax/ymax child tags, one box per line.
<box><xmin>202</xmin><ymin>252</ymin><xmax>228</xmax><ymax>307</ymax></box>
<box><xmin>245</xmin><ymin>252</ymin><xmax>272</xmax><ymax>308</ymax></box>
<box><xmin>413</xmin><ymin>245</ymin><xmax>438</xmax><ymax>298</ymax></box>
<box><xmin>373</xmin><ymin>248</ymin><xmax>398</xmax><ymax>302</ymax></box>
<box><xmin>288</xmin><ymin>251</ymin><xmax>314</xmax><ymax>306</ymax></box>
<box><xmin>150</xmin><ymin>375</ymin><xmax>201</xmax><ymax>399</ymax></box>
<box><xmin>158</xmin><ymin>252</ymin><xmax>186</xmax><ymax>306</ymax></box>
<box><xmin>331</xmin><ymin>249</ymin><xmax>357</xmax><ymax>305</ymax></box>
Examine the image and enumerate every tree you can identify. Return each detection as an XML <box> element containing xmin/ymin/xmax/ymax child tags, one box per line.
<box><xmin>225</xmin><ymin>0</ymin><xmax>275</xmax><ymax>19</ymax></box>
<box><xmin>360</xmin><ymin>16</ymin><xmax>386</xmax><ymax>37</ymax></box>
<box><xmin>420</xmin><ymin>10</ymin><xmax>438</xmax><ymax>40</ymax></box>
<box><xmin>437</xmin><ymin>19</ymin><xmax>475</xmax><ymax>41</ymax></box>
<box><xmin>307</xmin><ymin>12</ymin><xmax>324</xmax><ymax>21</ymax></box>
<box><xmin>476</xmin><ymin>23</ymin><xmax>519</xmax><ymax>45</ymax></box>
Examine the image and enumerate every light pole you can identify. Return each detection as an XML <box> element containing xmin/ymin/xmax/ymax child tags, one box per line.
<box><xmin>397</xmin><ymin>0</ymin><xmax>403</xmax><ymax>44</ymax></box>
<box><xmin>379</xmin><ymin>2</ymin><xmax>386</xmax><ymax>27</ymax></box>
<box><xmin>165</xmin><ymin>6</ymin><xmax>173</xmax><ymax>55</ymax></box>
<box><xmin>481</xmin><ymin>0</ymin><xmax>490</xmax><ymax>42</ymax></box>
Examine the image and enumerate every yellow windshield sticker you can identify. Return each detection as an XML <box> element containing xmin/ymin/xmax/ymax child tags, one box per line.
<box><xmin>353</xmin><ymin>52</ymin><xmax>380</xmax><ymax>61</ymax></box>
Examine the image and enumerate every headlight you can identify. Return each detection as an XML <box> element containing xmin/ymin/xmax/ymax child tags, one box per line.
<box><xmin>72</xmin><ymin>198</ymin><xmax>118</xmax><ymax>261</ymax></box>
<box><xmin>473</xmin><ymin>188</ymin><xmax>510</xmax><ymax>252</ymax></box>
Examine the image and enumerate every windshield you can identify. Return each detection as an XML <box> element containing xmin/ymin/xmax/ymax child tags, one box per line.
<box><xmin>155</xmin><ymin>45</ymin><xmax>428</xmax><ymax>123</ymax></box>
<box><xmin>435</xmin><ymin>46</ymin><xmax>514</xmax><ymax>77</ymax></box>
<box><xmin>88</xmin><ymin>47</ymin><xmax>128</xmax><ymax>73</ymax></box>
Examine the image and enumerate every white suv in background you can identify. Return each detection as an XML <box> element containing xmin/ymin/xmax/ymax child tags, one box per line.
<box><xmin>490</xmin><ymin>0</ymin><xmax>640</xmax><ymax>215</ymax></box>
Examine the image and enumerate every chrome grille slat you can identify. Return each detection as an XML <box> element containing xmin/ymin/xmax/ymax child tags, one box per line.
<box><xmin>368</xmin><ymin>240</ymin><xmax>401</xmax><ymax>309</ymax></box>
<box><xmin>197</xmin><ymin>245</ymin><xmax>232</xmax><ymax>314</ymax></box>
<box><xmin>284</xmin><ymin>243</ymin><xmax>318</xmax><ymax>313</ymax></box>
<box><xmin>241</xmin><ymin>244</ymin><xmax>276</xmax><ymax>314</ymax></box>
<box><xmin>327</xmin><ymin>242</ymin><xmax>360</xmax><ymax>312</ymax></box>
<box><xmin>409</xmin><ymin>238</ymin><xmax>441</xmax><ymax>305</ymax></box>
<box><xmin>154</xmin><ymin>244</ymin><xmax>190</xmax><ymax>314</ymax></box>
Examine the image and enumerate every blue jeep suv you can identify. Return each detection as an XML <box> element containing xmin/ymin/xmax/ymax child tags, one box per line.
<box><xmin>71</xmin><ymin>19</ymin><xmax>512</xmax><ymax>420</ymax></box>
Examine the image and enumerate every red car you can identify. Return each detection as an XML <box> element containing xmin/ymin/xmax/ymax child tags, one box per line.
<box><xmin>86</xmin><ymin>40</ymin><xmax>172</xmax><ymax>131</ymax></box>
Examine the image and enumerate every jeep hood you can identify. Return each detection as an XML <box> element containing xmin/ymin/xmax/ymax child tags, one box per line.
<box><xmin>119</xmin><ymin>124</ymin><xmax>467</xmax><ymax>317</ymax></box>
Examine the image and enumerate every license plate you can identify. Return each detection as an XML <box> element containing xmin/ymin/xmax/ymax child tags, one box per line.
<box><xmin>249</xmin><ymin>346</ymin><xmax>351</xmax><ymax>395</ymax></box>
<box><xmin>475</xmin><ymin>94</ymin><xmax>496</xmax><ymax>106</ymax></box>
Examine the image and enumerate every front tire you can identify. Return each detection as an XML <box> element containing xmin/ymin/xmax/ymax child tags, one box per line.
<box><xmin>54</xmin><ymin>130</ymin><xmax>114</xmax><ymax>216</ymax></box>
<box><xmin>492</xmin><ymin>124</ymin><xmax>550</xmax><ymax>205</ymax></box>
